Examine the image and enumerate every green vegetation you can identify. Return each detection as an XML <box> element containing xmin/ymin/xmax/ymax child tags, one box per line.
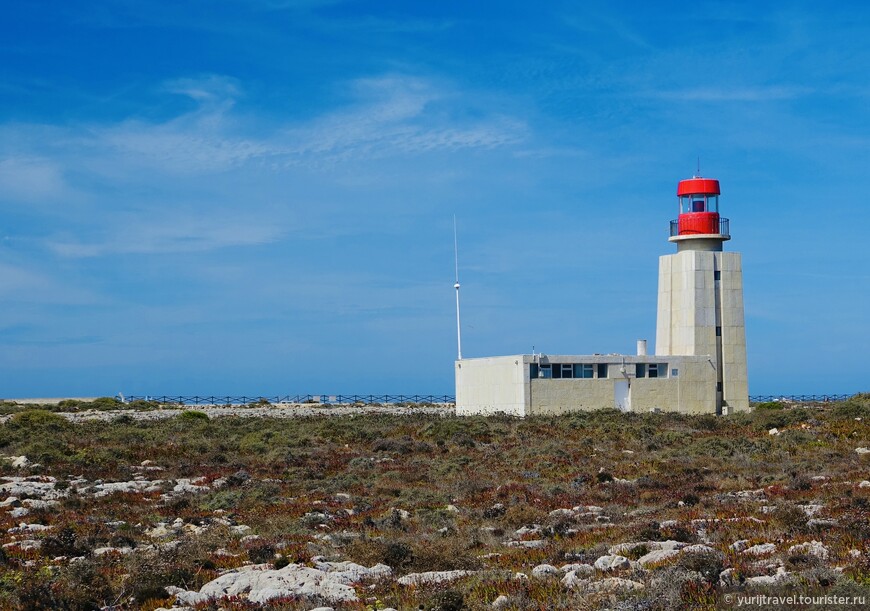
<box><xmin>0</xmin><ymin>396</ymin><xmax>867</xmax><ymax>609</ymax></box>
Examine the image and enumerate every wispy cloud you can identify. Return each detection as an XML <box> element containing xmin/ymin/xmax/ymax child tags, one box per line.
<box><xmin>0</xmin><ymin>262</ymin><xmax>96</xmax><ymax>304</ymax></box>
<box><xmin>163</xmin><ymin>74</ymin><xmax>242</xmax><ymax>105</ymax></box>
<box><xmin>646</xmin><ymin>85</ymin><xmax>811</xmax><ymax>102</ymax></box>
<box><xmin>0</xmin><ymin>156</ymin><xmax>69</xmax><ymax>202</ymax></box>
<box><xmin>81</xmin><ymin>73</ymin><xmax>526</xmax><ymax>174</ymax></box>
<box><xmin>279</xmin><ymin>75</ymin><xmax>525</xmax><ymax>162</ymax></box>
<box><xmin>49</xmin><ymin>213</ymin><xmax>285</xmax><ymax>258</ymax></box>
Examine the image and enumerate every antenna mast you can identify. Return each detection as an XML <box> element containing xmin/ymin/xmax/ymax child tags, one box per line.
<box><xmin>453</xmin><ymin>215</ymin><xmax>462</xmax><ymax>361</ymax></box>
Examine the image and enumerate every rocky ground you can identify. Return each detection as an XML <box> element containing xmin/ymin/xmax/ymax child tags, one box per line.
<box><xmin>0</xmin><ymin>396</ymin><xmax>868</xmax><ymax>609</ymax></box>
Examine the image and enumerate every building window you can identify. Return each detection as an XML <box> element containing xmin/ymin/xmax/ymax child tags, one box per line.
<box><xmin>574</xmin><ymin>364</ymin><xmax>594</xmax><ymax>378</ymax></box>
<box><xmin>671</xmin><ymin>368</ymin><xmax>679</xmax><ymax>377</ymax></box>
<box><xmin>716</xmin><ymin>326</ymin><xmax>722</xmax><ymax>337</ymax></box>
<box><xmin>549</xmin><ymin>363</ymin><xmax>574</xmax><ymax>379</ymax></box>
<box><xmin>539</xmin><ymin>364</ymin><xmax>552</xmax><ymax>378</ymax></box>
<box><xmin>717</xmin><ymin>382</ymin><xmax>723</xmax><ymax>392</ymax></box>
<box><xmin>597</xmin><ymin>363</ymin><xmax>608</xmax><ymax>379</ymax></box>
<box><xmin>714</xmin><ymin>270</ymin><xmax>721</xmax><ymax>281</ymax></box>
<box><xmin>529</xmin><ymin>364</ymin><xmax>538</xmax><ymax>379</ymax></box>
<box><xmin>648</xmin><ymin>363</ymin><xmax>664</xmax><ymax>378</ymax></box>
<box><xmin>636</xmin><ymin>363</ymin><xmax>646</xmax><ymax>378</ymax></box>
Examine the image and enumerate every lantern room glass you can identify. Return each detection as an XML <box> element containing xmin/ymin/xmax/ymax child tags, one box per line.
<box><xmin>680</xmin><ymin>194</ymin><xmax>718</xmax><ymax>214</ymax></box>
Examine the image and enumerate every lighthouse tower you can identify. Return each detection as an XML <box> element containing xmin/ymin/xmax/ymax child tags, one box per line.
<box><xmin>655</xmin><ymin>176</ymin><xmax>749</xmax><ymax>414</ymax></box>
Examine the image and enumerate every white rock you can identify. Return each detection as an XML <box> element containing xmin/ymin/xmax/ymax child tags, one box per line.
<box><xmin>163</xmin><ymin>586</ymin><xmax>208</xmax><ymax>605</ymax></box>
<box><xmin>593</xmin><ymin>555</ymin><xmax>631</xmax><ymax>571</ymax></box>
<box><xmin>172</xmin><ymin>479</ymin><xmax>210</xmax><ymax>494</ymax></box>
<box><xmin>397</xmin><ymin>570</ymin><xmax>475</xmax><ymax>586</ymax></box>
<box><xmin>561</xmin><ymin>563</ymin><xmax>594</xmax><ymax>576</ymax></box>
<box><xmin>11</xmin><ymin>456</ymin><xmax>29</xmax><ymax>468</ymax></box>
<box><xmin>788</xmin><ymin>540</ymin><xmax>829</xmax><ymax>560</ymax></box>
<box><xmin>531</xmin><ymin>564</ymin><xmax>560</xmax><ymax>578</ymax></box>
<box><xmin>491</xmin><ymin>595</ymin><xmax>510</xmax><ymax>609</ymax></box>
<box><xmin>445</xmin><ymin>504</ymin><xmax>460</xmax><ymax>513</ymax></box>
<box><xmin>858</xmin><ymin>481</ymin><xmax>870</xmax><ymax>488</ymax></box>
<box><xmin>745</xmin><ymin>567</ymin><xmax>790</xmax><ymax>586</ymax></box>
<box><xmin>734</xmin><ymin>488</ymin><xmax>766</xmax><ymax>500</ymax></box>
<box><xmin>388</xmin><ymin>508</ymin><xmax>410</xmax><ymax>521</ymax></box>
<box><xmin>0</xmin><ymin>478</ymin><xmax>64</xmax><ymax>500</ymax></box>
<box><xmin>608</xmin><ymin>540</ymin><xmax>686</xmax><ymax>555</ymax></box>
<box><xmin>504</xmin><ymin>539</ymin><xmax>547</xmax><ymax>549</ymax></box>
<box><xmin>742</xmin><ymin>543</ymin><xmax>776</xmax><ymax>556</ymax></box>
<box><xmin>768</xmin><ymin>428</ymin><xmax>780</xmax><ymax>436</ymax></box>
<box><xmin>312</xmin><ymin>560</ymin><xmax>392</xmax><ymax>584</ymax></box>
<box><xmin>2</xmin><ymin>539</ymin><xmax>41</xmax><ymax>550</ymax></box>
<box><xmin>308</xmin><ymin>608</ymin><xmax>335</xmax><ymax>611</ymax></box>
<box><xmin>514</xmin><ymin>525</ymin><xmax>541</xmax><ymax>537</ymax></box>
<box><xmin>93</xmin><ymin>546</ymin><xmax>133</xmax><ymax>555</ymax></box>
<box><xmin>681</xmin><ymin>544</ymin><xmax>724</xmax><ymax>558</ymax></box>
<box><xmin>548</xmin><ymin>508</ymin><xmax>575</xmax><ymax>520</ymax></box>
<box><xmin>659</xmin><ymin>520</ymin><xmax>678</xmax><ymax>528</ymax></box>
<box><xmin>8</xmin><ymin>523</ymin><xmax>51</xmax><ymax>534</ymax></box>
<box><xmin>197</xmin><ymin>563</ymin><xmax>365</xmax><ymax>604</ymax></box>
<box><xmin>798</xmin><ymin>504</ymin><xmax>824</xmax><ymax>516</ymax></box>
<box><xmin>561</xmin><ymin>570</ymin><xmax>587</xmax><ymax>589</ymax></box>
<box><xmin>590</xmin><ymin>577</ymin><xmax>644</xmax><ymax>592</ymax></box>
<box><xmin>93</xmin><ymin>480</ymin><xmax>163</xmax><ymax>497</ymax></box>
<box><xmin>855</xmin><ymin>447</ymin><xmax>870</xmax><ymax>455</ymax></box>
<box><xmin>719</xmin><ymin>567</ymin><xmax>738</xmax><ymax>587</ymax></box>
<box><xmin>8</xmin><ymin>507</ymin><xmax>29</xmax><ymax>518</ymax></box>
<box><xmin>637</xmin><ymin>549</ymin><xmax>681</xmax><ymax>566</ymax></box>
<box><xmin>513</xmin><ymin>572</ymin><xmax>529</xmax><ymax>580</ymax></box>
<box><xmin>849</xmin><ymin>549</ymin><xmax>862</xmax><ymax>558</ymax></box>
<box><xmin>146</xmin><ymin>524</ymin><xmax>175</xmax><ymax>539</ymax></box>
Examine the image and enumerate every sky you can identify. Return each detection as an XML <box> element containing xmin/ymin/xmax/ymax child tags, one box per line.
<box><xmin>1</xmin><ymin>1</ymin><xmax>868</xmax><ymax>397</ymax></box>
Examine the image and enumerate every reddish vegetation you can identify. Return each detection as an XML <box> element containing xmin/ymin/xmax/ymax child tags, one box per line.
<box><xmin>0</xmin><ymin>396</ymin><xmax>868</xmax><ymax>609</ymax></box>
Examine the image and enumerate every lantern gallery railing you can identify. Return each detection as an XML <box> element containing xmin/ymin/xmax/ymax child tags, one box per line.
<box><xmin>670</xmin><ymin>217</ymin><xmax>730</xmax><ymax>238</ymax></box>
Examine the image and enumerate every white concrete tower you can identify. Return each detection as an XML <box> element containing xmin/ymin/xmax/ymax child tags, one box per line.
<box><xmin>655</xmin><ymin>176</ymin><xmax>749</xmax><ymax>414</ymax></box>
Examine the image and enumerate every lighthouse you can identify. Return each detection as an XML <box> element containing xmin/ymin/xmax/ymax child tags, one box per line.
<box><xmin>454</xmin><ymin>173</ymin><xmax>750</xmax><ymax>417</ymax></box>
<box><xmin>655</xmin><ymin>176</ymin><xmax>749</xmax><ymax>414</ymax></box>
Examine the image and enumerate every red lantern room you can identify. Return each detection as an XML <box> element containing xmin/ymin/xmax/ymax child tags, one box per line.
<box><xmin>669</xmin><ymin>177</ymin><xmax>730</xmax><ymax>244</ymax></box>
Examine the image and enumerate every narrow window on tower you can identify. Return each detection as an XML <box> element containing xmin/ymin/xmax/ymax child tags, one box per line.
<box><xmin>716</xmin><ymin>326</ymin><xmax>722</xmax><ymax>337</ymax></box>
<box><xmin>714</xmin><ymin>270</ymin><xmax>721</xmax><ymax>282</ymax></box>
<box><xmin>636</xmin><ymin>363</ymin><xmax>646</xmax><ymax>378</ymax></box>
<box><xmin>529</xmin><ymin>364</ymin><xmax>538</xmax><ymax>379</ymax></box>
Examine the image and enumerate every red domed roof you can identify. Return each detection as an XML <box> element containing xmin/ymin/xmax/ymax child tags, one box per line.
<box><xmin>677</xmin><ymin>178</ymin><xmax>720</xmax><ymax>196</ymax></box>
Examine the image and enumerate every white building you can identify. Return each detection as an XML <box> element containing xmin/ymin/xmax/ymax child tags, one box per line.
<box><xmin>455</xmin><ymin>175</ymin><xmax>749</xmax><ymax>416</ymax></box>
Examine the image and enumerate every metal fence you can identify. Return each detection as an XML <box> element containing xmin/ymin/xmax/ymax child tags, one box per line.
<box><xmin>123</xmin><ymin>393</ymin><xmax>857</xmax><ymax>406</ymax></box>
<box><xmin>125</xmin><ymin>394</ymin><xmax>456</xmax><ymax>406</ymax></box>
<box><xmin>749</xmin><ymin>394</ymin><xmax>853</xmax><ymax>403</ymax></box>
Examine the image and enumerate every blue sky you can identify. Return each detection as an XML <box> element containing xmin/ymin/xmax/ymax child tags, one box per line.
<box><xmin>1</xmin><ymin>1</ymin><xmax>867</xmax><ymax>397</ymax></box>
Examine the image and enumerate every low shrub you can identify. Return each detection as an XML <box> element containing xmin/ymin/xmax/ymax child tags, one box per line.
<box><xmin>177</xmin><ymin>410</ymin><xmax>209</xmax><ymax>422</ymax></box>
<box><xmin>755</xmin><ymin>401</ymin><xmax>786</xmax><ymax>411</ymax></box>
<box><xmin>6</xmin><ymin>409</ymin><xmax>70</xmax><ymax>433</ymax></box>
